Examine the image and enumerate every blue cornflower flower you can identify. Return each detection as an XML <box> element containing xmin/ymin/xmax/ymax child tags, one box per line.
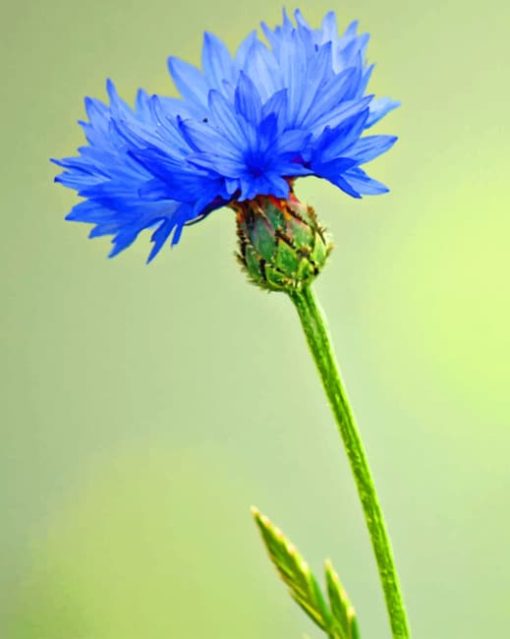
<box><xmin>54</xmin><ymin>9</ymin><xmax>399</xmax><ymax>261</ymax></box>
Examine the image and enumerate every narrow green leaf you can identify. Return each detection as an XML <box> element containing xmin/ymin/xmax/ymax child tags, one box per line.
<box><xmin>252</xmin><ymin>507</ymin><xmax>332</xmax><ymax>632</ymax></box>
<box><xmin>349</xmin><ymin>615</ymin><xmax>361</xmax><ymax>639</ymax></box>
<box><xmin>324</xmin><ymin>560</ymin><xmax>360</xmax><ymax>639</ymax></box>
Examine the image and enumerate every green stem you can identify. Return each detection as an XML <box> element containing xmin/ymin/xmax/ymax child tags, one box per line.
<box><xmin>289</xmin><ymin>286</ymin><xmax>411</xmax><ymax>639</ymax></box>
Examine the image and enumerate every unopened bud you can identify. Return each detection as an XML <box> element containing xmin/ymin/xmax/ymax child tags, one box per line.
<box><xmin>234</xmin><ymin>193</ymin><xmax>332</xmax><ymax>293</ymax></box>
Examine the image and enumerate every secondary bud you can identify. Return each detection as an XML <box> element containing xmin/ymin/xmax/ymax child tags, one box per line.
<box><xmin>234</xmin><ymin>193</ymin><xmax>332</xmax><ymax>293</ymax></box>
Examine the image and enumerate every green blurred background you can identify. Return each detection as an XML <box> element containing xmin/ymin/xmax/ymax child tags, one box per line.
<box><xmin>1</xmin><ymin>0</ymin><xmax>509</xmax><ymax>637</ymax></box>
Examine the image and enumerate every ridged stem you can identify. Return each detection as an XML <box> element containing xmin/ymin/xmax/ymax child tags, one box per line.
<box><xmin>289</xmin><ymin>286</ymin><xmax>411</xmax><ymax>639</ymax></box>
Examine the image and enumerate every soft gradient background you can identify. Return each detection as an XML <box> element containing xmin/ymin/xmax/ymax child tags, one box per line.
<box><xmin>1</xmin><ymin>0</ymin><xmax>509</xmax><ymax>637</ymax></box>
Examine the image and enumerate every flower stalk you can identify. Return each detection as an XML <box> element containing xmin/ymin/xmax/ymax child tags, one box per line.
<box><xmin>289</xmin><ymin>286</ymin><xmax>411</xmax><ymax>639</ymax></box>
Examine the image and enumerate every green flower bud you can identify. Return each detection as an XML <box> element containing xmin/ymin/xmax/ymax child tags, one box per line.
<box><xmin>234</xmin><ymin>193</ymin><xmax>333</xmax><ymax>293</ymax></box>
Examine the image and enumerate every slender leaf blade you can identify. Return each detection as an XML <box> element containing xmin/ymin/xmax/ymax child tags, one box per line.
<box><xmin>325</xmin><ymin>560</ymin><xmax>360</xmax><ymax>639</ymax></box>
<box><xmin>252</xmin><ymin>507</ymin><xmax>332</xmax><ymax>632</ymax></box>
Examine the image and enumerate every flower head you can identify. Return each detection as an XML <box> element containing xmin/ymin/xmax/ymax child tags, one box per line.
<box><xmin>54</xmin><ymin>10</ymin><xmax>399</xmax><ymax>261</ymax></box>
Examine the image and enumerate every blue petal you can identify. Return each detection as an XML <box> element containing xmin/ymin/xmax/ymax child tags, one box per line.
<box><xmin>367</xmin><ymin>97</ymin><xmax>400</xmax><ymax>127</ymax></box>
<box><xmin>311</xmin><ymin>157</ymin><xmax>357</xmax><ymax>188</ymax></box>
<box><xmin>138</xmin><ymin>178</ymin><xmax>174</xmax><ymax>201</ymax></box>
<box><xmin>320</xmin><ymin>12</ymin><xmax>337</xmax><ymax>43</ymax></box>
<box><xmin>332</xmin><ymin>175</ymin><xmax>362</xmax><ymax>198</ymax></box>
<box><xmin>312</xmin><ymin>109</ymin><xmax>370</xmax><ymax>162</ymax></box>
<box><xmin>302</xmin><ymin>67</ymin><xmax>363</xmax><ymax>130</ymax></box>
<box><xmin>188</xmin><ymin>152</ymin><xmax>246</xmax><ymax>177</ymax></box>
<box><xmin>261</xmin><ymin>88</ymin><xmax>288</xmax><ymax>125</ymax></box>
<box><xmin>235</xmin><ymin>30</ymin><xmax>257</xmax><ymax>68</ymax></box>
<box><xmin>147</xmin><ymin>219</ymin><xmax>175</xmax><ymax>262</ymax></box>
<box><xmin>66</xmin><ymin>200</ymin><xmax>108</xmax><ymax>223</ymax></box>
<box><xmin>178</xmin><ymin>116</ymin><xmax>241</xmax><ymax>158</ymax></box>
<box><xmin>208</xmin><ymin>90</ymin><xmax>246</xmax><ymax>144</ymax></box>
<box><xmin>342</xmin><ymin>167</ymin><xmax>390</xmax><ymax>195</ymax></box>
<box><xmin>347</xmin><ymin>135</ymin><xmax>397</xmax><ymax>163</ymax></box>
<box><xmin>167</xmin><ymin>57</ymin><xmax>208</xmax><ymax>109</ymax></box>
<box><xmin>277</xmin><ymin>128</ymin><xmax>311</xmax><ymax>154</ymax></box>
<box><xmin>243</xmin><ymin>39</ymin><xmax>282</xmax><ymax>101</ymax></box>
<box><xmin>109</xmin><ymin>229</ymin><xmax>141</xmax><ymax>257</ymax></box>
<box><xmin>235</xmin><ymin>72</ymin><xmax>262</xmax><ymax>123</ymax></box>
<box><xmin>202</xmin><ymin>32</ymin><xmax>236</xmax><ymax>89</ymax></box>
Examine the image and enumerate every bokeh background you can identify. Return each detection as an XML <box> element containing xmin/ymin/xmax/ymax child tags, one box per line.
<box><xmin>1</xmin><ymin>0</ymin><xmax>509</xmax><ymax>637</ymax></box>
